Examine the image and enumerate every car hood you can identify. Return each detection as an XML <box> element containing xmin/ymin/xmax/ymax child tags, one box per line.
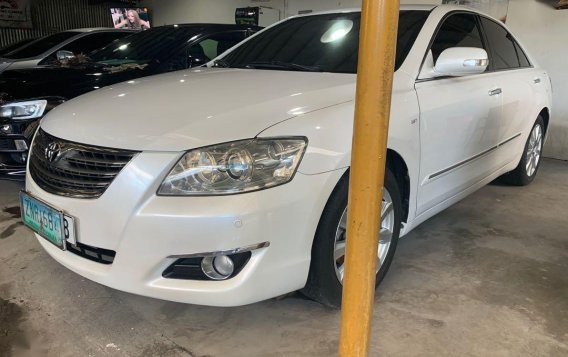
<box><xmin>41</xmin><ymin>68</ymin><xmax>356</xmax><ymax>151</ymax></box>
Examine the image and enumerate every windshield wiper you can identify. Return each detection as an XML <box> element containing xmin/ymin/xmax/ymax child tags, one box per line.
<box><xmin>242</xmin><ymin>61</ymin><xmax>322</xmax><ymax>72</ymax></box>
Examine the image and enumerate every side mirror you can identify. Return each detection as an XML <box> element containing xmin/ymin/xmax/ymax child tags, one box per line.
<box><xmin>56</xmin><ymin>50</ymin><xmax>75</xmax><ymax>61</ymax></box>
<box><xmin>434</xmin><ymin>47</ymin><xmax>488</xmax><ymax>77</ymax></box>
<box><xmin>188</xmin><ymin>55</ymin><xmax>208</xmax><ymax>68</ymax></box>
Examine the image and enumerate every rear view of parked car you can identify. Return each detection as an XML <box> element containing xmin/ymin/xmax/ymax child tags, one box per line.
<box><xmin>21</xmin><ymin>5</ymin><xmax>551</xmax><ymax>307</ymax></box>
<box><xmin>0</xmin><ymin>24</ymin><xmax>260</xmax><ymax>179</ymax></box>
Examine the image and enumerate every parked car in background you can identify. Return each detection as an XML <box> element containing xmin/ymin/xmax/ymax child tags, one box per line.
<box><xmin>22</xmin><ymin>5</ymin><xmax>551</xmax><ymax>307</ymax></box>
<box><xmin>0</xmin><ymin>28</ymin><xmax>134</xmax><ymax>74</ymax></box>
<box><xmin>0</xmin><ymin>38</ymin><xmax>37</xmax><ymax>57</ymax></box>
<box><xmin>0</xmin><ymin>24</ymin><xmax>261</xmax><ymax>179</ymax></box>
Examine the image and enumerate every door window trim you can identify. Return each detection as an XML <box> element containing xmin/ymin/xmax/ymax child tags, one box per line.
<box><xmin>416</xmin><ymin>10</ymin><xmax>533</xmax><ymax>84</ymax></box>
<box><xmin>477</xmin><ymin>15</ymin><xmax>533</xmax><ymax>72</ymax></box>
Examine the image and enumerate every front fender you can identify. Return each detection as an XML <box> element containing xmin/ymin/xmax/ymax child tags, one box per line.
<box><xmin>257</xmin><ymin>80</ymin><xmax>421</xmax><ymax>226</ymax></box>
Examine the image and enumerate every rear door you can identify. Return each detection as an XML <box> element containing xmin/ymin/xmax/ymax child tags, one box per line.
<box><xmin>415</xmin><ymin>13</ymin><xmax>501</xmax><ymax>215</ymax></box>
<box><xmin>478</xmin><ymin>17</ymin><xmax>539</xmax><ymax>165</ymax></box>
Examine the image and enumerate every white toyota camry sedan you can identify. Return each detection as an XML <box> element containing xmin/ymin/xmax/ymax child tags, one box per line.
<box><xmin>22</xmin><ymin>5</ymin><xmax>551</xmax><ymax>307</ymax></box>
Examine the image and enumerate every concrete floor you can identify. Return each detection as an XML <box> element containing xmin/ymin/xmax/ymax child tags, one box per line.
<box><xmin>0</xmin><ymin>159</ymin><xmax>567</xmax><ymax>357</ymax></box>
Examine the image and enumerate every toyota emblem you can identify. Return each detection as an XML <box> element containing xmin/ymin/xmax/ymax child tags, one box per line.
<box><xmin>44</xmin><ymin>142</ymin><xmax>61</xmax><ymax>163</ymax></box>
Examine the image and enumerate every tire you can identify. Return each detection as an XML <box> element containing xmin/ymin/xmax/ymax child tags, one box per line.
<box><xmin>500</xmin><ymin>117</ymin><xmax>545</xmax><ymax>186</ymax></box>
<box><xmin>302</xmin><ymin>168</ymin><xmax>402</xmax><ymax>308</ymax></box>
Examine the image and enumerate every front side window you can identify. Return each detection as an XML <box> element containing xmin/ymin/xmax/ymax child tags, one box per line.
<box><xmin>430</xmin><ymin>13</ymin><xmax>484</xmax><ymax>64</ymax></box>
<box><xmin>480</xmin><ymin>17</ymin><xmax>520</xmax><ymax>70</ymax></box>
<box><xmin>165</xmin><ymin>31</ymin><xmax>247</xmax><ymax>71</ymax></box>
<box><xmin>200</xmin><ymin>31</ymin><xmax>247</xmax><ymax>60</ymax></box>
<box><xmin>220</xmin><ymin>11</ymin><xmax>429</xmax><ymax>73</ymax></box>
<box><xmin>90</xmin><ymin>27</ymin><xmax>202</xmax><ymax>66</ymax></box>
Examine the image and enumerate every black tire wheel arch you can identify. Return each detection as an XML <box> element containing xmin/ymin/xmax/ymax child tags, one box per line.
<box><xmin>499</xmin><ymin>116</ymin><xmax>545</xmax><ymax>186</ymax></box>
<box><xmin>301</xmin><ymin>168</ymin><xmax>402</xmax><ymax>308</ymax></box>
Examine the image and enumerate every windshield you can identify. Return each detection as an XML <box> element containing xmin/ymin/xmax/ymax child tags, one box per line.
<box><xmin>220</xmin><ymin>11</ymin><xmax>429</xmax><ymax>73</ymax></box>
<box><xmin>90</xmin><ymin>27</ymin><xmax>198</xmax><ymax>66</ymax></box>
<box><xmin>5</xmin><ymin>32</ymin><xmax>80</xmax><ymax>59</ymax></box>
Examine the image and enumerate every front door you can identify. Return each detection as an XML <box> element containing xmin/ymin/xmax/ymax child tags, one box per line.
<box><xmin>415</xmin><ymin>13</ymin><xmax>501</xmax><ymax>215</ymax></box>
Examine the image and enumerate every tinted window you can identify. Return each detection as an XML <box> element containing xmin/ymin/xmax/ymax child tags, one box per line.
<box><xmin>90</xmin><ymin>27</ymin><xmax>203</xmax><ymax>66</ymax></box>
<box><xmin>0</xmin><ymin>38</ymin><xmax>36</xmax><ymax>56</ymax></box>
<box><xmin>200</xmin><ymin>31</ymin><xmax>246</xmax><ymax>59</ymax></box>
<box><xmin>514</xmin><ymin>41</ymin><xmax>531</xmax><ymax>67</ymax></box>
<box><xmin>221</xmin><ymin>11</ymin><xmax>429</xmax><ymax>73</ymax></box>
<box><xmin>430</xmin><ymin>13</ymin><xmax>484</xmax><ymax>63</ymax></box>
<box><xmin>165</xmin><ymin>31</ymin><xmax>247</xmax><ymax>71</ymax></box>
<box><xmin>5</xmin><ymin>31</ymin><xmax>80</xmax><ymax>59</ymax></box>
<box><xmin>59</xmin><ymin>32</ymin><xmax>131</xmax><ymax>56</ymax></box>
<box><xmin>480</xmin><ymin>18</ymin><xmax>520</xmax><ymax>70</ymax></box>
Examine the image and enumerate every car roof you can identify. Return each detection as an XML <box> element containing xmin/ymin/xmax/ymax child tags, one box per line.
<box><xmin>156</xmin><ymin>23</ymin><xmax>263</xmax><ymax>31</ymax></box>
<box><xmin>63</xmin><ymin>28</ymin><xmax>132</xmax><ymax>33</ymax></box>
<box><xmin>292</xmin><ymin>4</ymin><xmax>436</xmax><ymax>17</ymax></box>
<box><xmin>292</xmin><ymin>4</ymin><xmax>497</xmax><ymax>17</ymax></box>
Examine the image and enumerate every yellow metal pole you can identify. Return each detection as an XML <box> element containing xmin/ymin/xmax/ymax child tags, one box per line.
<box><xmin>339</xmin><ymin>0</ymin><xmax>400</xmax><ymax>356</ymax></box>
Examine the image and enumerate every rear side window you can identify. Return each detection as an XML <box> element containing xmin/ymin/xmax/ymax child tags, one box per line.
<box><xmin>430</xmin><ymin>13</ymin><xmax>484</xmax><ymax>63</ymax></box>
<box><xmin>514</xmin><ymin>41</ymin><xmax>531</xmax><ymax>68</ymax></box>
<box><xmin>480</xmin><ymin>18</ymin><xmax>520</xmax><ymax>70</ymax></box>
<box><xmin>4</xmin><ymin>31</ymin><xmax>80</xmax><ymax>59</ymax></box>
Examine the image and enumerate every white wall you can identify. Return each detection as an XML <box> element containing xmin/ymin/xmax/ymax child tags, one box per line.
<box><xmin>506</xmin><ymin>0</ymin><xmax>568</xmax><ymax>160</ymax></box>
<box><xmin>140</xmin><ymin>0</ymin><xmax>251</xmax><ymax>26</ymax></box>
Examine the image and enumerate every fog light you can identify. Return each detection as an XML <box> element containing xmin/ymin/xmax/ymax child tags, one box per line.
<box><xmin>14</xmin><ymin>140</ymin><xmax>28</xmax><ymax>151</ymax></box>
<box><xmin>201</xmin><ymin>255</ymin><xmax>235</xmax><ymax>280</ymax></box>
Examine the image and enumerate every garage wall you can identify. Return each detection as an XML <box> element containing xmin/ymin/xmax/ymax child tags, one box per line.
<box><xmin>0</xmin><ymin>0</ymin><xmax>112</xmax><ymax>47</ymax></box>
<box><xmin>506</xmin><ymin>0</ymin><xmax>568</xmax><ymax>160</ymax></box>
<box><xmin>140</xmin><ymin>0</ymin><xmax>252</xmax><ymax>26</ymax></box>
<box><xmin>138</xmin><ymin>0</ymin><xmax>434</xmax><ymax>26</ymax></box>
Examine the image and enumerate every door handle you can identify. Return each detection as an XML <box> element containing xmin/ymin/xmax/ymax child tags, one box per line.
<box><xmin>489</xmin><ymin>88</ymin><xmax>502</xmax><ymax>96</ymax></box>
<box><xmin>534</xmin><ymin>78</ymin><xmax>541</xmax><ymax>84</ymax></box>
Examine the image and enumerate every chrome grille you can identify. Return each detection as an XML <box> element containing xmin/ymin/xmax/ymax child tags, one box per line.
<box><xmin>29</xmin><ymin>129</ymin><xmax>138</xmax><ymax>198</ymax></box>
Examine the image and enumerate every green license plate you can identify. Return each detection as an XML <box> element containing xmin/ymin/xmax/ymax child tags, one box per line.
<box><xmin>20</xmin><ymin>192</ymin><xmax>66</xmax><ymax>250</ymax></box>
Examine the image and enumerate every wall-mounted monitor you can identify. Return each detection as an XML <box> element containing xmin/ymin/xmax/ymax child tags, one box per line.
<box><xmin>111</xmin><ymin>7</ymin><xmax>151</xmax><ymax>29</ymax></box>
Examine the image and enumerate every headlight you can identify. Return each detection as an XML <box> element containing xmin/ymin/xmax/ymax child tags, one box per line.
<box><xmin>0</xmin><ymin>100</ymin><xmax>48</xmax><ymax>120</ymax></box>
<box><xmin>158</xmin><ymin>137</ymin><xmax>307</xmax><ymax>196</ymax></box>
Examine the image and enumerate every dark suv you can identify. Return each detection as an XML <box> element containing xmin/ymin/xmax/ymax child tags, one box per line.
<box><xmin>0</xmin><ymin>24</ymin><xmax>261</xmax><ymax>179</ymax></box>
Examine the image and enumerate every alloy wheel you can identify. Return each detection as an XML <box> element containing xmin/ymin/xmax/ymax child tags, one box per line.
<box><xmin>333</xmin><ymin>188</ymin><xmax>395</xmax><ymax>283</ymax></box>
<box><xmin>526</xmin><ymin>124</ymin><xmax>543</xmax><ymax>177</ymax></box>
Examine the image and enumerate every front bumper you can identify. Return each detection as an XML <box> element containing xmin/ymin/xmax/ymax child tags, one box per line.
<box><xmin>0</xmin><ymin>132</ymin><xmax>28</xmax><ymax>180</ymax></box>
<box><xmin>0</xmin><ymin>99</ymin><xmax>64</xmax><ymax>180</ymax></box>
<box><xmin>27</xmin><ymin>151</ymin><xmax>344</xmax><ymax>306</ymax></box>
<box><xmin>0</xmin><ymin>119</ymin><xmax>38</xmax><ymax>180</ymax></box>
